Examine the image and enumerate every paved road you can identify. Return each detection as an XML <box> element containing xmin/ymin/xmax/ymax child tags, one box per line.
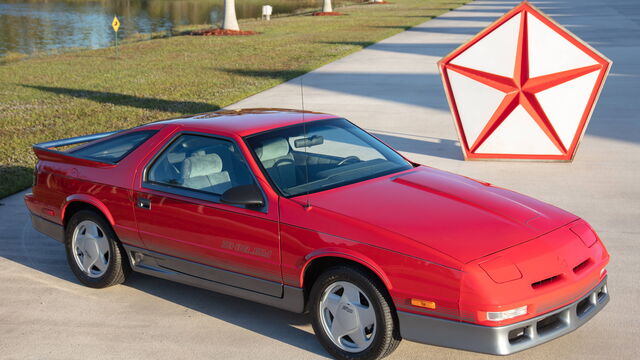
<box><xmin>1</xmin><ymin>0</ymin><xmax>638</xmax><ymax>359</ymax></box>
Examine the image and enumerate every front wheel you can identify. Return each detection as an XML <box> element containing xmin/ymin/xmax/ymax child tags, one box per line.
<box><xmin>65</xmin><ymin>210</ymin><xmax>128</xmax><ymax>288</ymax></box>
<box><xmin>309</xmin><ymin>265</ymin><xmax>401</xmax><ymax>360</ymax></box>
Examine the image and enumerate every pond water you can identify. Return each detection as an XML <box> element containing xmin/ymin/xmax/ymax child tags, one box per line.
<box><xmin>0</xmin><ymin>0</ymin><xmax>350</xmax><ymax>56</ymax></box>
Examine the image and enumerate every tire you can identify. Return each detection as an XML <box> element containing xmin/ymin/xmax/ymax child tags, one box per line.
<box><xmin>309</xmin><ymin>265</ymin><xmax>401</xmax><ymax>360</ymax></box>
<box><xmin>64</xmin><ymin>210</ymin><xmax>129</xmax><ymax>288</ymax></box>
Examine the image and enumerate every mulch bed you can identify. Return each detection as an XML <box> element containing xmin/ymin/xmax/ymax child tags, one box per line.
<box><xmin>312</xmin><ymin>12</ymin><xmax>344</xmax><ymax>16</ymax></box>
<box><xmin>189</xmin><ymin>28</ymin><xmax>257</xmax><ymax>36</ymax></box>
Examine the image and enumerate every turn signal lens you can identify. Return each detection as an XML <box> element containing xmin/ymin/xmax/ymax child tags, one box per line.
<box><xmin>410</xmin><ymin>299</ymin><xmax>436</xmax><ymax>309</ymax></box>
<box><xmin>486</xmin><ymin>306</ymin><xmax>528</xmax><ymax>321</ymax></box>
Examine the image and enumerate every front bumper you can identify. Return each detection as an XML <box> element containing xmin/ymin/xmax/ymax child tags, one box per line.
<box><xmin>398</xmin><ymin>276</ymin><xmax>609</xmax><ymax>355</ymax></box>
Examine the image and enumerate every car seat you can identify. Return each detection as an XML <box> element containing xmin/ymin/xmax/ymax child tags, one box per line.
<box><xmin>181</xmin><ymin>153</ymin><xmax>232</xmax><ymax>194</ymax></box>
<box><xmin>255</xmin><ymin>137</ymin><xmax>297</xmax><ymax>190</ymax></box>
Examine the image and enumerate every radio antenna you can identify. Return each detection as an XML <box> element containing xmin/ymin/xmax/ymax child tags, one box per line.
<box><xmin>300</xmin><ymin>76</ymin><xmax>311</xmax><ymax>208</ymax></box>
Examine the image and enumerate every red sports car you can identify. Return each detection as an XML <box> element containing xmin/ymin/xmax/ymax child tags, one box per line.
<box><xmin>25</xmin><ymin>109</ymin><xmax>609</xmax><ymax>359</ymax></box>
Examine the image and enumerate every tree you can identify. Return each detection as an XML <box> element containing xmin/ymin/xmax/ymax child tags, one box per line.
<box><xmin>322</xmin><ymin>0</ymin><xmax>333</xmax><ymax>13</ymax></box>
<box><xmin>222</xmin><ymin>0</ymin><xmax>240</xmax><ymax>31</ymax></box>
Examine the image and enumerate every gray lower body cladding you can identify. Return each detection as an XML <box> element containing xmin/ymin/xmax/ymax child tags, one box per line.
<box><xmin>28</xmin><ymin>213</ymin><xmax>306</xmax><ymax>314</ymax></box>
<box><xmin>398</xmin><ymin>276</ymin><xmax>609</xmax><ymax>355</ymax></box>
<box><xmin>30</xmin><ymin>213</ymin><xmax>64</xmax><ymax>243</ymax></box>
<box><xmin>124</xmin><ymin>245</ymin><xmax>305</xmax><ymax>314</ymax></box>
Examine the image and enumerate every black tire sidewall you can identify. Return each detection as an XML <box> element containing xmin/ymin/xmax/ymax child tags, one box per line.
<box><xmin>64</xmin><ymin>210</ymin><xmax>125</xmax><ymax>288</ymax></box>
<box><xmin>310</xmin><ymin>265</ymin><xmax>399</xmax><ymax>360</ymax></box>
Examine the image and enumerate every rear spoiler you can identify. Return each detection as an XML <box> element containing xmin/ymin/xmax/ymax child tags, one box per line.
<box><xmin>32</xmin><ymin>130</ymin><xmax>122</xmax><ymax>165</ymax></box>
<box><xmin>33</xmin><ymin>130</ymin><xmax>121</xmax><ymax>150</ymax></box>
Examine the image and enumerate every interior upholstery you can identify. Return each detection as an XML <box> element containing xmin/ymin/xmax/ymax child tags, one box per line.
<box><xmin>148</xmin><ymin>151</ymin><xmax>186</xmax><ymax>185</ymax></box>
<box><xmin>166</xmin><ymin>152</ymin><xmax>186</xmax><ymax>164</ymax></box>
<box><xmin>181</xmin><ymin>153</ymin><xmax>232</xmax><ymax>194</ymax></box>
<box><xmin>256</xmin><ymin>137</ymin><xmax>297</xmax><ymax>190</ymax></box>
<box><xmin>256</xmin><ymin>137</ymin><xmax>290</xmax><ymax>161</ymax></box>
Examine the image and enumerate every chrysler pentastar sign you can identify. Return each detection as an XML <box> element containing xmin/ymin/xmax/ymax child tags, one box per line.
<box><xmin>439</xmin><ymin>1</ymin><xmax>611</xmax><ymax>161</ymax></box>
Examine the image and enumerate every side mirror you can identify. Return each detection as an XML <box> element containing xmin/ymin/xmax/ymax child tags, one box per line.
<box><xmin>221</xmin><ymin>184</ymin><xmax>264</xmax><ymax>207</ymax></box>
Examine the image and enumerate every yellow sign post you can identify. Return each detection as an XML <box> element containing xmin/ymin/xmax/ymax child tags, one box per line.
<box><xmin>112</xmin><ymin>16</ymin><xmax>120</xmax><ymax>57</ymax></box>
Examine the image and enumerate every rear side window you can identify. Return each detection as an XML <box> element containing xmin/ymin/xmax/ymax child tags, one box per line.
<box><xmin>70</xmin><ymin>130</ymin><xmax>157</xmax><ymax>163</ymax></box>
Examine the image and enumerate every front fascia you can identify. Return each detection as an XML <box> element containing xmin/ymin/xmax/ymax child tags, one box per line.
<box><xmin>399</xmin><ymin>276</ymin><xmax>609</xmax><ymax>355</ymax></box>
<box><xmin>458</xmin><ymin>221</ymin><xmax>609</xmax><ymax>326</ymax></box>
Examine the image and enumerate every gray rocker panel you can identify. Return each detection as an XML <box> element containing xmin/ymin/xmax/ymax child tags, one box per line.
<box><xmin>124</xmin><ymin>245</ymin><xmax>305</xmax><ymax>313</ymax></box>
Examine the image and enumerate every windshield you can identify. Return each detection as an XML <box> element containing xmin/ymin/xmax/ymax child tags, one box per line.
<box><xmin>245</xmin><ymin>118</ymin><xmax>413</xmax><ymax>197</ymax></box>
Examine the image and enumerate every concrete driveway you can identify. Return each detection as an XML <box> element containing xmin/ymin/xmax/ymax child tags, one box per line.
<box><xmin>1</xmin><ymin>0</ymin><xmax>638</xmax><ymax>358</ymax></box>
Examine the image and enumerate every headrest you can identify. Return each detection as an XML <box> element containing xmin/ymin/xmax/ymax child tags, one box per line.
<box><xmin>167</xmin><ymin>152</ymin><xmax>186</xmax><ymax>164</ymax></box>
<box><xmin>256</xmin><ymin>137</ymin><xmax>290</xmax><ymax>162</ymax></box>
<box><xmin>182</xmin><ymin>153</ymin><xmax>223</xmax><ymax>179</ymax></box>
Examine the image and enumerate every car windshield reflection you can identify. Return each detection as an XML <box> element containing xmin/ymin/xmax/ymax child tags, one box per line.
<box><xmin>245</xmin><ymin>118</ymin><xmax>413</xmax><ymax>197</ymax></box>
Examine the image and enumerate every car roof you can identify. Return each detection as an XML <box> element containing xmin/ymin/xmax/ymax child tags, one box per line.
<box><xmin>146</xmin><ymin>108</ymin><xmax>339</xmax><ymax>137</ymax></box>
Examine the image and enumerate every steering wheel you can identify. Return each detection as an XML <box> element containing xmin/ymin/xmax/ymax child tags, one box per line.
<box><xmin>337</xmin><ymin>156</ymin><xmax>360</xmax><ymax>167</ymax></box>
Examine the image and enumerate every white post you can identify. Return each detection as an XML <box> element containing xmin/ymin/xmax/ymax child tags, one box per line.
<box><xmin>262</xmin><ymin>5</ymin><xmax>272</xmax><ymax>21</ymax></box>
<box><xmin>322</xmin><ymin>0</ymin><xmax>333</xmax><ymax>13</ymax></box>
<box><xmin>222</xmin><ymin>0</ymin><xmax>240</xmax><ymax>31</ymax></box>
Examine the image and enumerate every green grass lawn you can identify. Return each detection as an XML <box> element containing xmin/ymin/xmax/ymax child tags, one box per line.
<box><xmin>0</xmin><ymin>0</ymin><xmax>468</xmax><ymax>198</ymax></box>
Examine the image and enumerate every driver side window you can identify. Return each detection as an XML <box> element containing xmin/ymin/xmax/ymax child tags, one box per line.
<box><xmin>147</xmin><ymin>134</ymin><xmax>254</xmax><ymax>196</ymax></box>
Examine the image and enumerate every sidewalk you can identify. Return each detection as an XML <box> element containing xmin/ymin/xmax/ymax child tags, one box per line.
<box><xmin>1</xmin><ymin>0</ymin><xmax>638</xmax><ymax>358</ymax></box>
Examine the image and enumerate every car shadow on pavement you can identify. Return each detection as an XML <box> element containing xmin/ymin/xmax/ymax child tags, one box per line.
<box><xmin>2</xmin><ymin>207</ymin><xmax>328</xmax><ymax>357</ymax></box>
<box><xmin>123</xmin><ymin>273</ymin><xmax>330</xmax><ymax>357</ymax></box>
<box><xmin>1</xmin><ymin>217</ymin><xmax>81</xmax><ymax>284</ymax></box>
<box><xmin>21</xmin><ymin>85</ymin><xmax>219</xmax><ymax>114</ymax></box>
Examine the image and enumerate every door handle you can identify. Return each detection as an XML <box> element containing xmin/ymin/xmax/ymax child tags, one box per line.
<box><xmin>137</xmin><ymin>197</ymin><xmax>151</xmax><ymax>210</ymax></box>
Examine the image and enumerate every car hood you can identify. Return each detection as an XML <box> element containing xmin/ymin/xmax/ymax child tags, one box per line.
<box><xmin>304</xmin><ymin>166</ymin><xmax>578</xmax><ymax>264</ymax></box>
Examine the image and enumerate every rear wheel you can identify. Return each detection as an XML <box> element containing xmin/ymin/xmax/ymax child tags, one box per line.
<box><xmin>309</xmin><ymin>265</ymin><xmax>401</xmax><ymax>360</ymax></box>
<box><xmin>65</xmin><ymin>210</ymin><xmax>128</xmax><ymax>288</ymax></box>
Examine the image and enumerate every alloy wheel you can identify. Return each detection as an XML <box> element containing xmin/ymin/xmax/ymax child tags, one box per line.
<box><xmin>318</xmin><ymin>281</ymin><xmax>377</xmax><ymax>353</ymax></box>
<box><xmin>71</xmin><ymin>220</ymin><xmax>110</xmax><ymax>278</ymax></box>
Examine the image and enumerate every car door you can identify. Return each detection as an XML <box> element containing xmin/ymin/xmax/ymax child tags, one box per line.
<box><xmin>132</xmin><ymin>131</ymin><xmax>282</xmax><ymax>296</ymax></box>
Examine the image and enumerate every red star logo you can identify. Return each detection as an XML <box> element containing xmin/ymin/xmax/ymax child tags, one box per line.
<box><xmin>439</xmin><ymin>1</ymin><xmax>611</xmax><ymax>161</ymax></box>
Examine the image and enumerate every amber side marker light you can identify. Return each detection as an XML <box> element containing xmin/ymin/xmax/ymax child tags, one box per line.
<box><xmin>411</xmin><ymin>299</ymin><xmax>436</xmax><ymax>309</ymax></box>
